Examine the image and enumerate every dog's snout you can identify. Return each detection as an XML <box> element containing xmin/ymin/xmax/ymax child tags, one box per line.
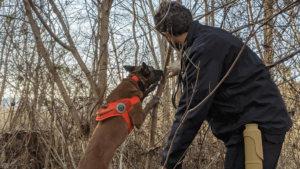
<box><xmin>155</xmin><ymin>70</ymin><xmax>163</xmax><ymax>77</ymax></box>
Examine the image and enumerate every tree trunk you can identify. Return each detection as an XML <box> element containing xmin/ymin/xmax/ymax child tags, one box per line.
<box><xmin>110</xmin><ymin>28</ymin><xmax>122</xmax><ymax>81</ymax></box>
<box><xmin>246</xmin><ymin>0</ymin><xmax>263</xmax><ymax>59</ymax></box>
<box><xmin>148</xmin><ymin>0</ymin><xmax>164</xmax><ymax>69</ymax></box>
<box><xmin>0</xmin><ymin>29</ymin><xmax>11</xmax><ymax>105</ymax></box>
<box><xmin>90</xmin><ymin>0</ymin><xmax>114</xmax><ymax>133</ymax></box>
<box><xmin>211</xmin><ymin>0</ymin><xmax>214</xmax><ymax>27</ymax></box>
<box><xmin>0</xmin><ymin>47</ymin><xmax>9</xmax><ymax>105</ymax></box>
<box><xmin>31</xmin><ymin>46</ymin><xmax>41</xmax><ymax>130</ymax></box>
<box><xmin>132</xmin><ymin>0</ymin><xmax>139</xmax><ymax>66</ymax></box>
<box><xmin>97</xmin><ymin>0</ymin><xmax>114</xmax><ymax>96</ymax></box>
<box><xmin>145</xmin><ymin>46</ymin><xmax>171</xmax><ymax>169</ymax></box>
<box><xmin>205</xmin><ymin>0</ymin><xmax>209</xmax><ymax>25</ymax></box>
<box><xmin>263</xmin><ymin>0</ymin><xmax>275</xmax><ymax>65</ymax></box>
<box><xmin>0</xmin><ymin>32</ymin><xmax>8</xmax><ymax>72</ymax></box>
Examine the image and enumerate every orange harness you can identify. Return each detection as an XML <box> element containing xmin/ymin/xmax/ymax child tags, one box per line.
<box><xmin>96</xmin><ymin>75</ymin><xmax>141</xmax><ymax>132</ymax></box>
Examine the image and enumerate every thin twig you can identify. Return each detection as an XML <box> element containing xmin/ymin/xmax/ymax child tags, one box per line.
<box><xmin>267</xmin><ymin>49</ymin><xmax>300</xmax><ymax>68</ymax></box>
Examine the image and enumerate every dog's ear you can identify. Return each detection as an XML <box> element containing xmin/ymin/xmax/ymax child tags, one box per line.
<box><xmin>141</xmin><ymin>62</ymin><xmax>150</xmax><ymax>77</ymax></box>
<box><xmin>123</xmin><ymin>65</ymin><xmax>135</xmax><ymax>72</ymax></box>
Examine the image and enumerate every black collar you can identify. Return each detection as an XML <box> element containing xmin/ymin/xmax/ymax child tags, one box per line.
<box><xmin>126</xmin><ymin>75</ymin><xmax>145</xmax><ymax>92</ymax></box>
<box><xmin>137</xmin><ymin>80</ymin><xmax>145</xmax><ymax>92</ymax></box>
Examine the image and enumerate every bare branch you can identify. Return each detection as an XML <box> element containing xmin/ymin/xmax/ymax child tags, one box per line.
<box><xmin>267</xmin><ymin>49</ymin><xmax>300</xmax><ymax>68</ymax></box>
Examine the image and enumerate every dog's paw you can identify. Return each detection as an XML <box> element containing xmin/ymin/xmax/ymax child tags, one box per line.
<box><xmin>152</xmin><ymin>96</ymin><xmax>161</xmax><ymax>104</ymax></box>
<box><xmin>153</xmin><ymin>95</ymin><xmax>160</xmax><ymax>100</ymax></box>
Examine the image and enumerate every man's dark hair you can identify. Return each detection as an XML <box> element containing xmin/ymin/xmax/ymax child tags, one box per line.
<box><xmin>154</xmin><ymin>1</ymin><xmax>193</xmax><ymax>36</ymax></box>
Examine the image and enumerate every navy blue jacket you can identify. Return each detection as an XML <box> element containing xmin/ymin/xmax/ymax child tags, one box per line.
<box><xmin>161</xmin><ymin>21</ymin><xmax>292</xmax><ymax>169</ymax></box>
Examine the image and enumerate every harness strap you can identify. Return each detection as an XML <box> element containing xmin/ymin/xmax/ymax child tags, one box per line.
<box><xmin>96</xmin><ymin>75</ymin><xmax>142</xmax><ymax>132</ymax></box>
<box><xmin>96</xmin><ymin>96</ymin><xmax>140</xmax><ymax>132</ymax></box>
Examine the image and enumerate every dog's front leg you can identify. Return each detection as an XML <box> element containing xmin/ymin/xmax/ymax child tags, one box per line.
<box><xmin>143</xmin><ymin>96</ymin><xmax>160</xmax><ymax>117</ymax></box>
<box><xmin>141</xmin><ymin>84</ymin><xmax>158</xmax><ymax>102</ymax></box>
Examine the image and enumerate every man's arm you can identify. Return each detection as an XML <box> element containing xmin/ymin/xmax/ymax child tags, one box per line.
<box><xmin>161</xmin><ymin>48</ymin><xmax>222</xmax><ymax>169</ymax></box>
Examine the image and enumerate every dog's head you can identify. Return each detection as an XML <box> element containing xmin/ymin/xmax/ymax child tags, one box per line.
<box><xmin>123</xmin><ymin>62</ymin><xmax>163</xmax><ymax>90</ymax></box>
<box><xmin>122</xmin><ymin>62</ymin><xmax>162</xmax><ymax>129</ymax></box>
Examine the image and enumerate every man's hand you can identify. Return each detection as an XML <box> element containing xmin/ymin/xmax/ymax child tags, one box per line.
<box><xmin>167</xmin><ymin>60</ymin><xmax>180</xmax><ymax>78</ymax></box>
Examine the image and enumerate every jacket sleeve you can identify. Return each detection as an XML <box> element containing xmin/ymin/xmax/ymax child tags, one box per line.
<box><xmin>161</xmin><ymin>46</ymin><xmax>223</xmax><ymax>169</ymax></box>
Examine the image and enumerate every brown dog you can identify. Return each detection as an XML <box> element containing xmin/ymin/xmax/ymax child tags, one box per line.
<box><xmin>78</xmin><ymin>62</ymin><xmax>163</xmax><ymax>169</ymax></box>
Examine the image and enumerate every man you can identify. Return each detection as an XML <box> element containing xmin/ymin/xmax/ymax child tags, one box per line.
<box><xmin>154</xmin><ymin>1</ymin><xmax>293</xmax><ymax>169</ymax></box>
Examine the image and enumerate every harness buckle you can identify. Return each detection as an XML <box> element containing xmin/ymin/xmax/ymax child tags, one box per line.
<box><xmin>116</xmin><ymin>103</ymin><xmax>126</xmax><ymax>113</ymax></box>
